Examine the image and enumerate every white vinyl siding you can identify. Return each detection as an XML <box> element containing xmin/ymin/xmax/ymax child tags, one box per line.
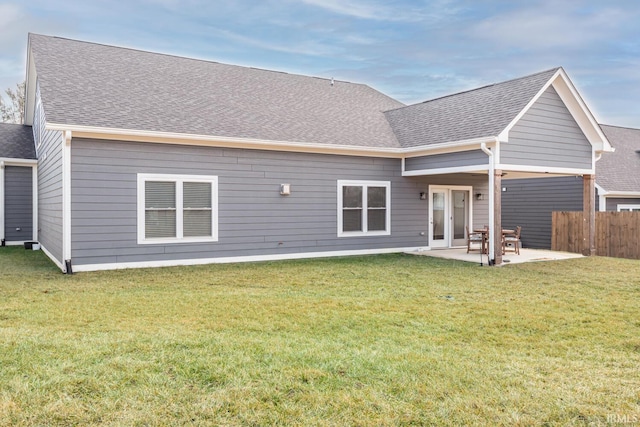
<box><xmin>338</xmin><ymin>180</ymin><xmax>390</xmax><ymax>237</ymax></box>
<box><xmin>138</xmin><ymin>174</ymin><xmax>218</xmax><ymax>244</ymax></box>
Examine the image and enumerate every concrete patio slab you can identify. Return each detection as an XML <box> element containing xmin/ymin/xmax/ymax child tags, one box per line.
<box><xmin>407</xmin><ymin>248</ymin><xmax>584</xmax><ymax>265</ymax></box>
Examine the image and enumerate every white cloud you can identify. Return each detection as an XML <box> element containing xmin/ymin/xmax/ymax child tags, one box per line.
<box><xmin>209</xmin><ymin>28</ymin><xmax>341</xmax><ymax>58</ymax></box>
<box><xmin>298</xmin><ymin>0</ymin><xmax>449</xmax><ymax>22</ymax></box>
<box><xmin>0</xmin><ymin>3</ymin><xmax>21</xmax><ymax>28</ymax></box>
<box><xmin>470</xmin><ymin>3</ymin><xmax>629</xmax><ymax>50</ymax></box>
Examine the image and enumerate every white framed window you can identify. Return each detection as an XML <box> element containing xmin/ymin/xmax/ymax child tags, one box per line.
<box><xmin>617</xmin><ymin>204</ymin><xmax>640</xmax><ymax>212</ymax></box>
<box><xmin>337</xmin><ymin>180</ymin><xmax>391</xmax><ymax>237</ymax></box>
<box><xmin>137</xmin><ymin>174</ymin><xmax>218</xmax><ymax>244</ymax></box>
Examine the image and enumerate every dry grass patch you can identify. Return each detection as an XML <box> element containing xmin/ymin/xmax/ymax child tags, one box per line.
<box><xmin>0</xmin><ymin>247</ymin><xmax>639</xmax><ymax>425</ymax></box>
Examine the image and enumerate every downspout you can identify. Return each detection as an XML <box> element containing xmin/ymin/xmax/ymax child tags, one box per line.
<box><xmin>480</xmin><ymin>143</ymin><xmax>494</xmax><ymax>263</ymax></box>
<box><xmin>594</xmin><ymin>152</ymin><xmax>604</xmax><ymax>211</ymax></box>
<box><xmin>32</xmin><ymin>165</ymin><xmax>38</xmax><ymax>242</ymax></box>
<box><xmin>63</xmin><ymin>130</ymin><xmax>72</xmax><ymax>273</ymax></box>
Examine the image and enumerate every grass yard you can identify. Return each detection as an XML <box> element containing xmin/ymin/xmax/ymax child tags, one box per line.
<box><xmin>0</xmin><ymin>247</ymin><xmax>639</xmax><ymax>426</ymax></box>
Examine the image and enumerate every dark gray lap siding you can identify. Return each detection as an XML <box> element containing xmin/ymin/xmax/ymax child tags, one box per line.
<box><xmin>70</xmin><ymin>139</ymin><xmax>427</xmax><ymax>266</ymax></box>
<box><xmin>501</xmin><ymin>176</ymin><xmax>583</xmax><ymax>249</ymax></box>
<box><xmin>4</xmin><ymin>166</ymin><xmax>33</xmax><ymax>242</ymax></box>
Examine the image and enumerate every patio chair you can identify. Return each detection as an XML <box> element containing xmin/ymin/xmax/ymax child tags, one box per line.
<box><xmin>503</xmin><ymin>226</ymin><xmax>522</xmax><ymax>255</ymax></box>
<box><xmin>466</xmin><ymin>225</ymin><xmax>485</xmax><ymax>253</ymax></box>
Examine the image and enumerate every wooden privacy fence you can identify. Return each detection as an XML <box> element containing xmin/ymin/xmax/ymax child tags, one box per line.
<box><xmin>552</xmin><ymin>211</ymin><xmax>640</xmax><ymax>260</ymax></box>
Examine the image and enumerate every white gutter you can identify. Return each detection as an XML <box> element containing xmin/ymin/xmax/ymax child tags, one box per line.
<box><xmin>45</xmin><ymin>122</ymin><xmax>498</xmax><ymax>159</ymax></box>
<box><xmin>480</xmin><ymin>143</ymin><xmax>495</xmax><ymax>262</ymax></box>
<box><xmin>0</xmin><ymin>158</ymin><xmax>38</xmax><ymax>165</ymax></box>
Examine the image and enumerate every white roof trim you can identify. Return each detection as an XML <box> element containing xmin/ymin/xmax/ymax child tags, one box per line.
<box><xmin>498</xmin><ymin>69</ymin><xmax>560</xmax><ymax>142</ymax></box>
<box><xmin>498</xmin><ymin>68</ymin><xmax>613</xmax><ymax>153</ymax></box>
<box><xmin>24</xmin><ymin>40</ymin><xmax>38</xmax><ymax>127</ymax></box>
<box><xmin>596</xmin><ymin>182</ymin><xmax>640</xmax><ymax>197</ymax></box>
<box><xmin>46</xmin><ymin>122</ymin><xmax>499</xmax><ymax>158</ymax></box>
<box><xmin>599</xmin><ymin>190</ymin><xmax>640</xmax><ymax>198</ymax></box>
<box><xmin>0</xmin><ymin>157</ymin><xmax>37</xmax><ymax>165</ymax></box>
<box><xmin>497</xmin><ymin>163</ymin><xmax>594</xmax><ymax>176</ymax></box>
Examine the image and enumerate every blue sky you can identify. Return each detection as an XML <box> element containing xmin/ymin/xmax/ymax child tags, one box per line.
<box><xmin>1</xmin><ymin>0</ymin><xmax>639</xmax><ymax>127</ymax></box>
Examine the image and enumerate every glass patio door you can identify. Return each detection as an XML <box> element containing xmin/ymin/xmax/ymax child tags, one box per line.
<box><xmin>429</xmin><ymin>187</ymin><xmax>471</xmax><ymax>248</ymax></box>
<box><xmin>429</xmin><ymin>189</ymin><xmax>448</xmax><ymax>248</ymax></box>
<box><xmin>451</xmin><ymin>190</ymin><xmax>469</xmax><ymax>247</ymax></box>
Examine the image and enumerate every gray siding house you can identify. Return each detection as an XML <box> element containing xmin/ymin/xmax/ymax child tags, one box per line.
<box><xmin>20</xmin><ymin>34</ymin><xmax>612</xmax><ymax>272</ymax></box>
<box><xmin>502</xmin><ymin>124</ymin><xmax>640</xmax><ymax>249</ymax></box>
<box><xmin>596</xmin><ymin>125</ymin><xmax>640</xmax><ymax>211</ymax></box>
<box><xmin>0</xmin><ymin>123</ymin><xmax>37</xmax><ymax>246</ymax></box>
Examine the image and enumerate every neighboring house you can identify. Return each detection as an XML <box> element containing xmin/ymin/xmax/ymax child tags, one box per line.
<box><xmin>596</xmin><ymin>125</ymin><xmax>640</xmax><ymax>211</ymax></box>
<box><xmin>0</xmin><ymin>123</ymin><xmax>37</xmax><ymax>246</ymax></box>
<box><xmin>502</xmin><ymin>124</ymin><xmax>640</xmax><ymax>249</ymax></box>
<box><xmin>18</xmin><ymin>34</ymin><xmax>612</xmax><ymax>272</ymax></box>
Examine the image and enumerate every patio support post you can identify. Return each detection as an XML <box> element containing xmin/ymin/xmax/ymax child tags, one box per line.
<box><xmin>493</xmin><ymin>169</ymin><xmax>503</xmax><ymax>265</ymax></box>
<box><xmin>582</xmin><ymin>174</ymin><xmax>596</xmax><ymax>256</ymax></box>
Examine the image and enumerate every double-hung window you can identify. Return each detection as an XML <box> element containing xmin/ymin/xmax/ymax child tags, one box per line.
<box><xmin>137</xmin><ymin>174</ymin><xmax>218</xmax><ymax>244</ymax></box>
<box><xmin>338</xmin><ymin>180</ymin><xmax>390</xmax><ymax>237</ymax></box>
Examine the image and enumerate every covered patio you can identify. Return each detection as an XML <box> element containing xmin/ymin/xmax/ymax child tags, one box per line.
<box><xmin>390</xmin><ymin>68</ymin><xmax>613</xmax><ymax>265</ymax></box>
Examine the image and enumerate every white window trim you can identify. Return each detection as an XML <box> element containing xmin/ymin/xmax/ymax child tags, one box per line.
<box><xmin>337</xmin><ymin>180</ymin><xmax>391</xmax><ymax>237</ymax></box>
<box><xmin>617</xmin><ymin>204</ymin><xmax>640</xmax><ymax>212</ymax></box>
<box><xmin>137</xmin><ymin>173</ymin><xmax>218</xmax><ymax>244</ymax></box>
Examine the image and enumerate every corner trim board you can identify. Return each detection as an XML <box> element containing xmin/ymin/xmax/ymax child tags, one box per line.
<box><xmin>62</xmin><ymin>130</ymin><xmax>72</xmax><ymax>270</ymax></box>
<box><xmin>32</xmin><ymin>166</ymin><xmax>38</xmax><ymax>241</ymax></box>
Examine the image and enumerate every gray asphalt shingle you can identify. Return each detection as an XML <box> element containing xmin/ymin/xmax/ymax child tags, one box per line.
<box><xmin>0</xmin><ymin>123</ymin><xmax>36</xmax><ymax>160</ymax></box>
<box><xmin>598</xmin><ymin>125</ymin><xmax>640</xmax><ymax>193</ymax></box>
<box><xmin>30</xmin><ymin>35</ymin><xmax>568</xmax><ymax>152</ymax></box>
<box><xmin>384</xmin><ymin>68</ymin><xmax>560</xmax><ymax>148</ymax></box>
<box><xmin>29</xmin><ymin>34</ymin><xmax>404</xmax><ymax>149</ymax></box>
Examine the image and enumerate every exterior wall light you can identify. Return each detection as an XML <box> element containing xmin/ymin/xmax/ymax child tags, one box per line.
<box><xmin>280</xmin><ymin>184</ymin><xmax>291</xmax><ymax>196</ymax></box>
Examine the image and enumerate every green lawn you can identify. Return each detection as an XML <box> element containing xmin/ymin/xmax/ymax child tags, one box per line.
<box><xmin>1</xmin><ymin>247</ymin><xmax>639</xmax><ymax>426</ymax></box>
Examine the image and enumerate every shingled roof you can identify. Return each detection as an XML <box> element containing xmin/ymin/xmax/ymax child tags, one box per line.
<box><xmin>384</xmin><ymin>68</ymin><xmax>561</xmax><ymax>148</ymax></box>
<box><xmin>0</xmin><ymin>123</ymin><xmax>36</xmax><ymax>160</ymax></box>
<box><xmin>28</xmin><ymin>34</ymin><xmax>404</xmax><ymax>149</ymax></box>
<box><xmin>598</xmin><ymin>125</ymin><xmax>640</xmax><ymax>193</ymax></box>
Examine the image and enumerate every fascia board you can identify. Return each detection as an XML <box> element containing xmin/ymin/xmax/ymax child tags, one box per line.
<box><xmin>552</xmin><ymin>69</ymin><xmax>613</xmax><ymax>152</ymax></box>
<box><xmin>497</xmin><ymin>69</ymin><xmax>614</xmax><ymax>154</ymax></box>
<box><xmin>24</xmin><ymin>41</ymin><xmax>38</xmax><ymax>126</ymax></box>
<box><xmin>599</xmin><ymin>191</ymin><xmax>640</xmax><ymax>198</ymax></box>
<box><xmin>497</xmin><ymin>163</ymin><xmax>594</xmax><ymax>176</ymax></box>
<box><xmin>46</xmin><ymin>123</ymin><xmax>404</xmax><ymax>158</ymax></box>
<box><xmin>46</xmin><ymin>122</ymin><xmax>499</xmax><ymax>158</ymax></box>
<box><xmin>402</xmin><ymin>137</ymin><xmax>498</xmax><ymax>157</ymax></box>
<box><xmin>497</xmin><ymin>69</ymin><xmax>560</xmax><ymax>142</ymax></box>
<box><xmin>0</xmin><ymin>158</ymin><xmax>38</xmax><ymax>165</ymax></box>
